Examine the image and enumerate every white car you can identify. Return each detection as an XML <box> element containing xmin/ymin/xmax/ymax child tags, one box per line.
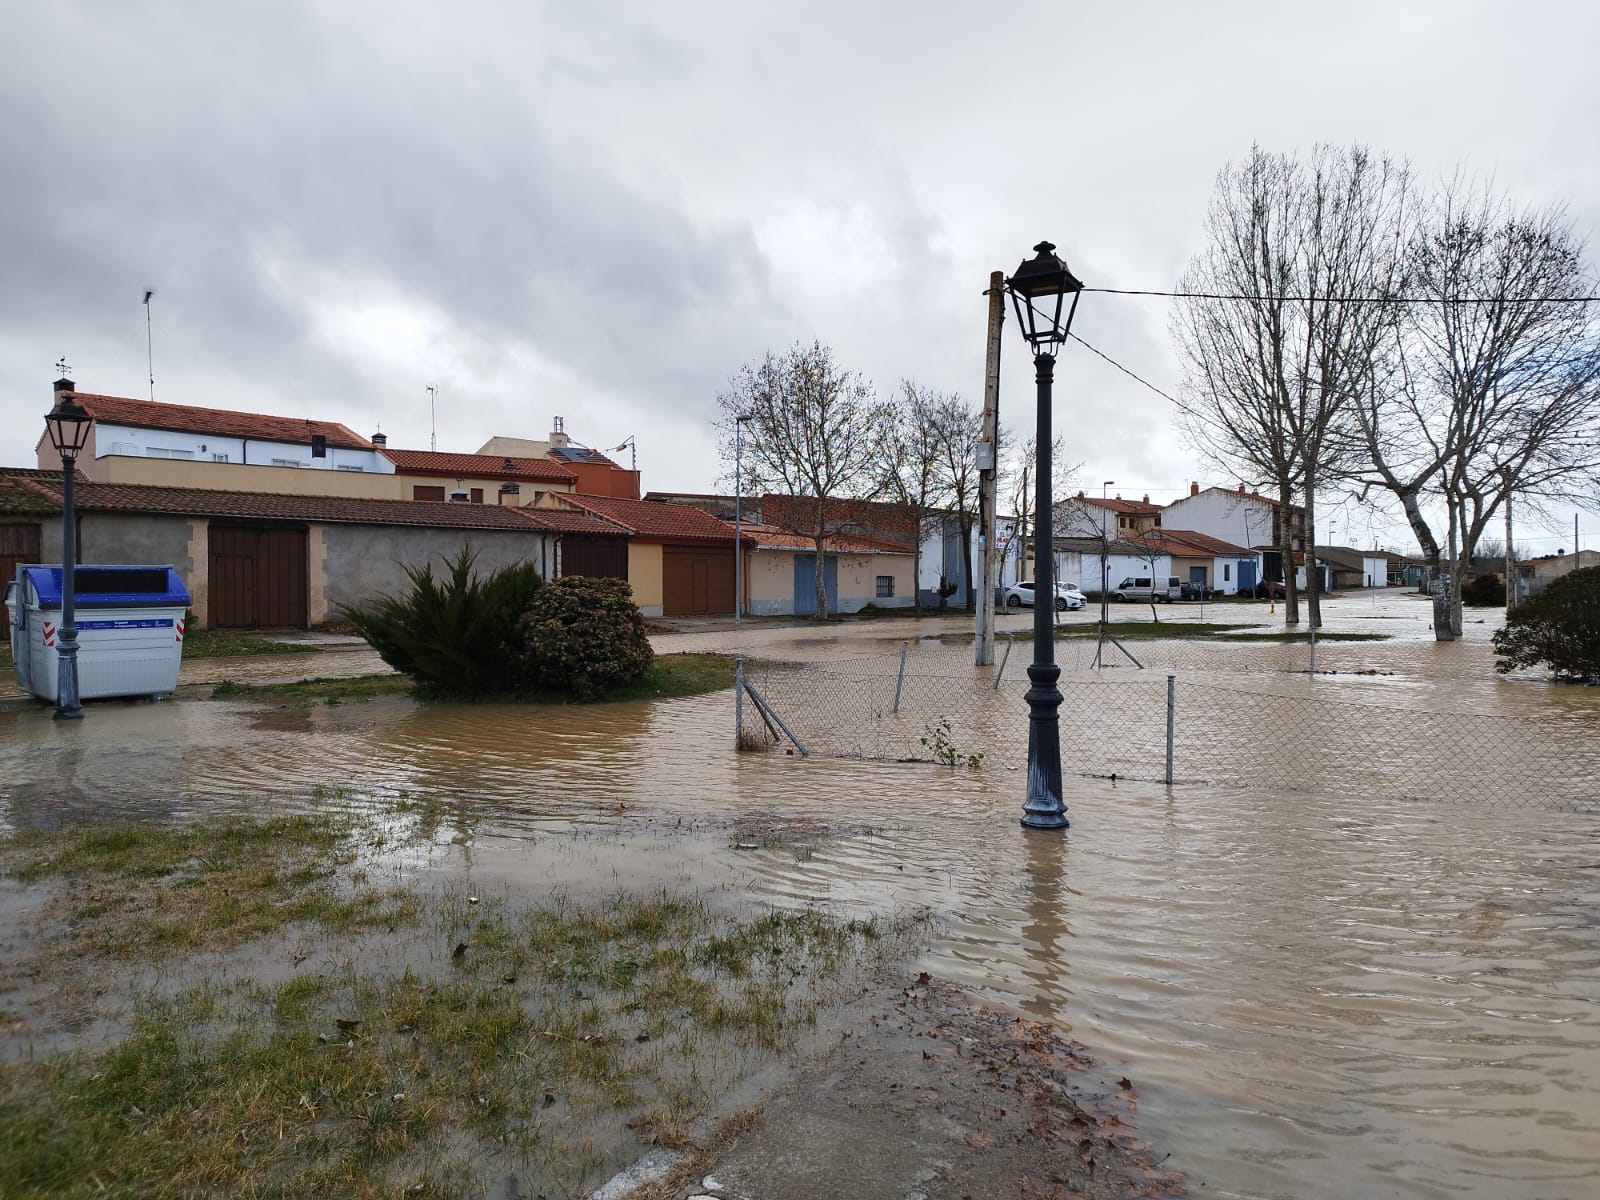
<box><xmin>1003</xmin><ymin>581</ymin><xmax>1087</xmax><ymax>611</ymax></box>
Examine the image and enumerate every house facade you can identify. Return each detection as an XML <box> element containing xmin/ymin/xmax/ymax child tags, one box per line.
<box><xmin>1160</xmin><ymin>483</ymin><xmax>1305</xmax><ymax>585</ymax></box>
<box><xmin>1515</xmin><ymin>549</ymin><xmax>1600</xmax><ymax>600</ymax></box>
<box><xmin>380</xmin><ymin>448</ymin><xmax>576</xmax><ymax>504</ymax></box>
<box><xmin>546</xmin><ymin>494</ymin><xmax>739</xmax><ymax>617</ymax></box>
<box><xmin>740</xmin><ymin>525</ymin><xmax>914</xmax><ymax>616</ymax></box>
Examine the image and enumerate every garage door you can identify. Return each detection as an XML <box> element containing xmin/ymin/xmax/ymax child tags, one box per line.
<box><xmin>560</xmin><ymin>535</ymin><xmax>628</xmax><ymax>581</ymax></box>
<box><xmin>662</xmin><ymin>545</ymin><xmax>734</xmax><ymax>615</ymax></box>
<box><xmin>209</xmin><ymin>525</ymin><xmax>308</xmax><ymax>629</ymax></box>
<box><xmin>1</xmin><ymin>522</ymin><xmax>42</xmax><ymax>643</ymax></box>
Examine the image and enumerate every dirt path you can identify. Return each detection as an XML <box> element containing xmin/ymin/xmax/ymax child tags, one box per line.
<box><xmin>631</xmin><ymin>974</ymin><xmax>1187</xmax><ymax>1200</ymax></box>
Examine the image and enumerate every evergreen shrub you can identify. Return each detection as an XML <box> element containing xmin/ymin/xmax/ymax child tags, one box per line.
<box><xmin>339</xmin><ymin>547</ymin><xmax>543</xmax><ymax>697</ymax></box>
<box><xmin>518</xmin><ymin>576</ymin><xmax>653</xmax><ymax>700</ymax></box>
<box><xmin>1462</xmin><ymin>573</ymin><xmax>1505</xmax><ymax>607</ymax></box>
<box><xmin>1492</xmin><ymin>566</ymin><xmax>1600</xmax><ymax>682</ymax></box>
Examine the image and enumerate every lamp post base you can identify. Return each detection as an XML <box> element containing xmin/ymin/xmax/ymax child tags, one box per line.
<box><xmin>54</xmin><ymin>643</ymin><xmax>84</xmax><ymax>721</ymax></box>
<box><xmin>1019</xmin><ymin>660</ymin><xmax>1068</xmax><ymax>830</ymax></box>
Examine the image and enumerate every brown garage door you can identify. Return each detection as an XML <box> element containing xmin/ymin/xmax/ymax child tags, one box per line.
<box><xmin>1</xmin><ymin>522</ymin><xmax>43</xmax><ymax>643</ymax></box>
<box><xmin>560</xmin><ymin>535</ymin><xmax>628</xmax><ymax>581</ymax></box>
<box><xmin>662</xmin><ymin>544</ymin><xmax>734</xmax><ymax>615</ymax></box>
<box><xmin>209</xmin><ymin>525</ymin><xmax>308</xmax><ymax>629</ymax></box>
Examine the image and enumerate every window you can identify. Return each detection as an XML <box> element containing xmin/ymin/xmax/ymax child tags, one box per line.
<box><xmin>336</xmin><ymin>464</ymin><xmax>364</xmax><ymax>472</ymax></box>
<box><xmin>413</xmin><ymin>485</ymin><xmax>446</xmax><ymax>502</ymax></box>
<box><xmin>876</xmin><ymin>575</ymin><xmax>894</xmax><ymax>598</ymax></box>
<box><xmin>146</xmin><ymin>447</ymin><xmax>194</xmax><ymax>460</ymax></box>
<box><xmin>271</xmin><ymin>458</ymin><xmax>305</xmax><ymax>468</ymax></box>
<box><xmin>470</xmin><ymin>488</ymin><xmax>484</xmax><ymax>504</ymax></box>
<box><xmin>211</xmin><ymin>453</ymin><xmax>230</xmax><ymax>463</ymax></box>
<box><xmin>1224</xmin><ymin>564</ymin><xmax>1231</xmax><ymax>581</ymax></box>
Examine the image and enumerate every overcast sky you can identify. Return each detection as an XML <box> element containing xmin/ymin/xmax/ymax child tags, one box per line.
<box><xmin>4</xmin><ymin>1</ymin><xmax>1597</xmax><ymax>554</ymax></box>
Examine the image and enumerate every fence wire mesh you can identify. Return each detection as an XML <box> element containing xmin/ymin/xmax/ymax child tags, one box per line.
<box><xmin>735</xmin><ymin>636</ymin><xmax>1600</xmax><ymax>812</ymax></box>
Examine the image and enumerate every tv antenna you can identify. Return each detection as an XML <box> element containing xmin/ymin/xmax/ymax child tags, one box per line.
<box><xmin>612</xmin><ymin>435</ymin><xmax>637</xmax><ymax>472</ymax></box>
<box><xmin>426</xmin><ymin>384</ymin><xmax>437</xmax><ymax>452</ymax></box>
<box><xmin>143</xmin><ymin>288</ymin><xmax>156</xmax><ymax>400</ymax></box>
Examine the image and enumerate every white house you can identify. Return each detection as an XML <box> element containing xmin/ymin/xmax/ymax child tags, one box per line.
<box><xmin>1160</xmin><ymin>483</ymin><xmax>1304</xmax><ymax>586</ymax></box>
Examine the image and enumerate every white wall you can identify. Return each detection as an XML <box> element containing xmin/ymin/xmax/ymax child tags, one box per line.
<box><xmin>93</xmin><ymin>422</ymin><xmax>394</xmax><ymax>474</ymax></box>
<box><xmin>1162</xmin><ymin>489</ymin><xmax>1274</xmax><ymax>547</ymax></box>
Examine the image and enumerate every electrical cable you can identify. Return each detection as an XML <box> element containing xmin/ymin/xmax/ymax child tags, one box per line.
<box><xmin>1083</xmin><ymin>286</ymin><xmax>1600</xmax><ymax>305</ymax></box>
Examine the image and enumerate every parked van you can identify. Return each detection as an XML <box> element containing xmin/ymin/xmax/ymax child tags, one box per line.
<box><xmin>1112</xmin><ymin>576</ymin><xmax>1182</xmax><ymax>603</ymax></box>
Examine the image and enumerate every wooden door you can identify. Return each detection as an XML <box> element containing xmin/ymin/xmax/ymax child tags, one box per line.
<box><xmin>208</xmin><ymin>525</ymin><xmax>308</xmax><ymax>629</ymax></box>
<box><xmin>0</xmin><ymin>522</ymin><xmax>42</xmax><ymax>643</ymax></box>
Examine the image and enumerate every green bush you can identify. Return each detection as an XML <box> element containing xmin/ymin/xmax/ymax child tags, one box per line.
<box><xmin>338</xmin><ymin>547</ymin><xmax>543</xmax><ymax>697</ymax></box>
<box><xmin>1462</xmin><ymin>573</ymin><xmax>1506</xmax><ymax>607</ymax></box>
<box><xmin>517</xmin><ymin>576</ymin><xmax>653</xmax><ymax>700</ymax></box>
<box><xmin>1493</xmin><ymin>566</ymin><xmax>1600</xmax><ymax>682</ymax></box>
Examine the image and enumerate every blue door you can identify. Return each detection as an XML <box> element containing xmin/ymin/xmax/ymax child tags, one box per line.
<box><xmin>1238</xmin><ymin>560</ymin><xmax>1257</xmax><ymax>592</ymax></box>
<box><xmin>793</xmin><ymin>554</ymin><xmax>839</xmax><ymax>616</ymax></box>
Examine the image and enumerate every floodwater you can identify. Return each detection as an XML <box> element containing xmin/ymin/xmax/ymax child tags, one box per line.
<box><xmin>2</xmin><ymin>595</ymin><xmax>1598</xmax><ymax>1199</ymax></box>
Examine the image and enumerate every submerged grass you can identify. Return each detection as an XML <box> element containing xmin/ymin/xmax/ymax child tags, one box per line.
<box><xmin>0</xmin><ymin>813</ymin><xmax>916</xmax><ymax>1199</ymax></box>
<box><xmin>211</xmin><ymin>674</ymin><xmax>414</xmax><ymax>704</ymax></box>
<box><xmin>181</xmin><ymin>627</ymin><xmax>321</xmax><ymax>658</ymax></box>
<box><xmin>2</xmin><ymin>814</ymin><xmax>417</xmax><ymax>959</ymax></box>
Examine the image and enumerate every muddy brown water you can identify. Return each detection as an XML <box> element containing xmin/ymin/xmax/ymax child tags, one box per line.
<box><xmin>2</xmin><ymin>595</ymin><xmax>1597</xmax><ymax>1199</ymax></box>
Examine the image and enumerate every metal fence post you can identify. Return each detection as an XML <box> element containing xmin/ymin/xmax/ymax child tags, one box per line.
<box><xmin>892</xmin><ymin>640</ymin><xmax>909</xmax><ymax>714</ymax></box>
<box><xmin>994</xmin><ymin>632</ymin><xmax>1014</xmax><ymax>690</ymax></box>
<box><xmin>1309</xmin><ymin>621</ymin><xmax>1317</xmax><ymax>675</ymax></box>
<box><xmin>1165</xmin><ymin>673</ymin><xmax>1175</xmax><ymax>785</ymax></box>
<box><xmin>735</xmin><ymin>656</ymin><xmax>744</xmax><ymax>745</ymax></box>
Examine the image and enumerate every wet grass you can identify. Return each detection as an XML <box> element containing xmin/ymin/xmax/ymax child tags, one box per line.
<box><xmin>0</xmin><ymin>810</ymin><xmax>918</xmax><ymax>1199</ymax></box>
<box><xmin>211</xmin><ymin>674</ymin><xmax>414</xmax><ymax>704</ymax></box>
<box><xmin>2</xmin><ymin>814</ymin><xmax>418</xmax><ymax>959</ymax></box>
<box><xmin>181</xmin><ymin>627</ymin><xmax>323</xmax><ymax>658</ymax></box>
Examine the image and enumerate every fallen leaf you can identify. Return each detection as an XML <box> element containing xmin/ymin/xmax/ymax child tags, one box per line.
<box><xmin>452</xmin><ymin>941</ymin><xmax>469</xmax><ymax>960</ymax></box>
<box><xmin>1119</xmin><ymin>1076</ymin><xmax>1134</xmax><ymax>1091</ymax></box>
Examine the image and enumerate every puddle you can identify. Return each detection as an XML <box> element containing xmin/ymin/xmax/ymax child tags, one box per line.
<box><xmin>2</xmin><ymin>600</ymin><xmax>1597</xmax><ymax>1198</ymax></box>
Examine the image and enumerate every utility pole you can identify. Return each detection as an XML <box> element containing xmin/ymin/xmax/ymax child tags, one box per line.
<box><xmin>976</xmin><ymin>270</ymin><xmax>1005</xmax><ymax>666</ymax></box>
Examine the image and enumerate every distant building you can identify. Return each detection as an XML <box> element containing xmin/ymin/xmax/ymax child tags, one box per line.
<box><xmin>1514</xmin><ymin>549</ymin><xmax>1600</xmax><ymax>601</ymax></box>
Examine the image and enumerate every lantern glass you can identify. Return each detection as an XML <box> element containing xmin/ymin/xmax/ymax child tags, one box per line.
<box><xmin>45</xmin><ymin>396</ymin><xmax>94</xmax><ymax>457</ymax></box>
<box><xmin>1005</xmin><ymin>241</ymin><xmax>1084</xmax><ymax>352</ymax></box>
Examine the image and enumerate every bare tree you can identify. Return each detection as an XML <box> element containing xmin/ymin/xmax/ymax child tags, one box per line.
<box><xmin>1354</xmin><ymin>181</ymin><xmax>1600</xmax><ymax>639</ymax></box>
<box><xmin>716</xmin><ymin>341</ymin><xmax>888</xmax><ymax>619</ymax></box>
<box><xmin>878</xmin><ymin>381</ymin><xmax>950</xmax><ymax>614</ymax></box>
<box><xmin>927</xmin><ymin>393</ymin><xmax>984</xmax><ymax>612</ymax></box>
<box><xmin>1173</xmin><ymin>144</ymin><xmax>1410</xmax><ymax>627</ymax></box>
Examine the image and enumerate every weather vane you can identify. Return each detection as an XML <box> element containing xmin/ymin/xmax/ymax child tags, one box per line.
<box><xmin>55</xmin><ymin>356</ymin><xmax>71</xmax><ymax>377</ymax></box>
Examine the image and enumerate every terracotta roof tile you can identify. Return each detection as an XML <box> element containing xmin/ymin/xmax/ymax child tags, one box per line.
<box><xmin>1140</xmin><ymin>529</ymin><xmax>1254</xmax><ymax>556</ymax></box>
<box><xmin>69</xmin><ymin>392</ymin><xmax>371</xmax><ymax>450</ymax></box>
<box><xmin>557</xmin><ymin>495</ymin><xmax>737</xmax><ymax>543</ymax></box>
<box><xmin>5</xmin><ymin>472</ymin><xmax>615</xmax><ymax>535</ymax></box>
<box><xmin>381</xmin><ymin>448</ymin><xmax>576</xmax><ymax>482</ymax></box>
<box><xmin>742</xmin><ymin>523</ymin><xmax>913</xmax><ymax>555</ymax></box>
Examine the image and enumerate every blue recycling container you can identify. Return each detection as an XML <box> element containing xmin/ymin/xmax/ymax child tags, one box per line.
<box><xmin>4</xmin><ymin>565</ymin><xmax>191</xmax><ymax>703</ymax></box>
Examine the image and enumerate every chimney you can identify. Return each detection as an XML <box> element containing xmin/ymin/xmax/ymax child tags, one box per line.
<box><xmin>1190</xmin><ymin>481</ymin><xmax>1199</xmax><ymax>497</ymax></box>
<box><xmin>449</xmin><ymin>488</ymin><xmax>469</xmax><ymax>502</ymax></box>
<box><xmin>1076</xmin><ymin>489</ymin><xmax>1085</xmax><ymax>499</ymax></box>
<box><xmin>370</xmin><ymin>431</ymin><xmax>387</xmax><ymax>448</ymax></box>
<box><xmin>54</xmin><ymin>376</ymin><xmax>75</xmax><ymax>396</ymax></box>
<box><xmin>502</xmin><ymin>457</ymin><xmax>515</xmax><ymax>471</ymax></box>
<box><xmin>1238</xmin><ymin>481</ymin><xmax>1246</xmax><ymax>495</ymax></box>
<box><xmin>550</xmin><ymin>416</ymin><xmax>570</xmax><ymax>449</ymax></box>
<box><xmin>1142</xmin><ymin>494</ymin><xmax>1149</xmax><ymax>504</ymax></box>
<box><xmin>498</xmin><ymin>481</ymin><xmax>520</xmax><ymax>505</ymax></box>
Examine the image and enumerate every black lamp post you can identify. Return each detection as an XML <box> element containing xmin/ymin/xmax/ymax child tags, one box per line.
<box><xmin>1006</xmin><ymin>241</ymin><xmax>1084</xmax><ymax>830</ymax></box>
<box><xmin>45</xmin><ymin>380</ymin><xmax>94</xmax><ymax>721</ymax></box>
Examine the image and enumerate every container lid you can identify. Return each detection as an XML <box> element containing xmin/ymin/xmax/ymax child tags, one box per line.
<box><xmin>20</xmin><ymin>565</ymin><xmax>191</xmax><ymax>608</ymax></box>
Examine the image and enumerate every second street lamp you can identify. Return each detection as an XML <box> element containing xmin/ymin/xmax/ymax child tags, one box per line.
<box><xmin>44</xmin><ymin>378</ymin><xmax>95</xmax><ymax>721</ymax></box>
<box><xmin>1005</xmin><ymin>241</ymin><xmax>1084</xmax><ymax>831</ymax></box>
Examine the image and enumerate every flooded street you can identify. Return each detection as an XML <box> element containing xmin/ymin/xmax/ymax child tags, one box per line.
<box><xmin>2</xmin><ymin>594</ymin><xmax>1598</xmax><ymax>1198</ymax></box>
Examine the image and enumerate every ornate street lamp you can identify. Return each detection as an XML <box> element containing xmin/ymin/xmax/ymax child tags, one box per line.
<box><xmin>1006</xmin><ymin>241</ymin><xmax>1084</xmax><ymax>830</ymax></box>
<box><xmin>45</xmin><ymin>379</ymin><xmax>94</xmax><ymax>720</ymax></box>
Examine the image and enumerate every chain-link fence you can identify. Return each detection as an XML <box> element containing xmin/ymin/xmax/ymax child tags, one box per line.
<box><xmin>734</xmin><ymin>638</ymin><xmax>1600</xmax><ymax>811</ymax></box>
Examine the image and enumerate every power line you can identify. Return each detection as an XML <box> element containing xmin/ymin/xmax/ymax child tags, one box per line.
<box><xmin>1067</xmin><ymin>332</ymin><xmax>1182</xmax><ymax>407</ymax></box>
<box><xmin>1084</xmin><ymin>286</ymin><xmax>1600</xmax><ymax>305</ymax></box>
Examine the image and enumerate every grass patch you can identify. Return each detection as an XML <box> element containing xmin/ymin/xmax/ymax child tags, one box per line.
<box><xmin>1</xmin><ymin>814</ymin><xmax>418</xmax><ymax>959</ymax></box>
<box><xmin>182</xmin><ymin>627</ymin><xmax>323</xmax><ymax>659</ymax></box>
<box><xmin>601</xmin><ymin>652</ymin><xmax>737</xmax><ymax>701</ymax></box>
<box><xmin>0</xmin><ymin>874</ymin><xmax>914</xmax><ymax>1200</ymax></box>
<box><xmin>211</xmin><ymin>674</ymin><xmax>414</xmax><ymax>704</ymax></box>
<box><xmin>1209</xmin><ymin>630</ymin><xmax>1389</xmax><ymax>643</ymax></box>
<box><xmin>0</xmin><ymin>642</ymin><xmax>11</xmax><ymax>672</ymax></box>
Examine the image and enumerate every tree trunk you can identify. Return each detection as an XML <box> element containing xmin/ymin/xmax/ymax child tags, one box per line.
<box><xmin>812</xmin><ymin>521</ymin><xmax>828</xmax><ymax>621</ymax></box>
<box><xmin>960</xmin><ymin>516</ymin><xmax>976</xmax><ymax>612</ymax></box>
<box><xmin>1396</xmin><ymin>488</ymin><xmax>1453</xmax><ymax>641</ymax></box>
<box><xmin>1278</xmin><ymin>485</ymin><xmax>1300</xmax><ymax>626</ymax></box>
<box><xmin>1504</xmin><ymin>491</ymin><xmax>1515</xmax><ymax>617</ymax></box>
<box><xmin>1303</xmin><ymin>486</ymin><xmax>1321</xmax><ymax>629</ymax></box>
<box><xmin>912</xmin><ymin>514</ymin><xmax>924</xmax><ymax>615</ymax></box>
